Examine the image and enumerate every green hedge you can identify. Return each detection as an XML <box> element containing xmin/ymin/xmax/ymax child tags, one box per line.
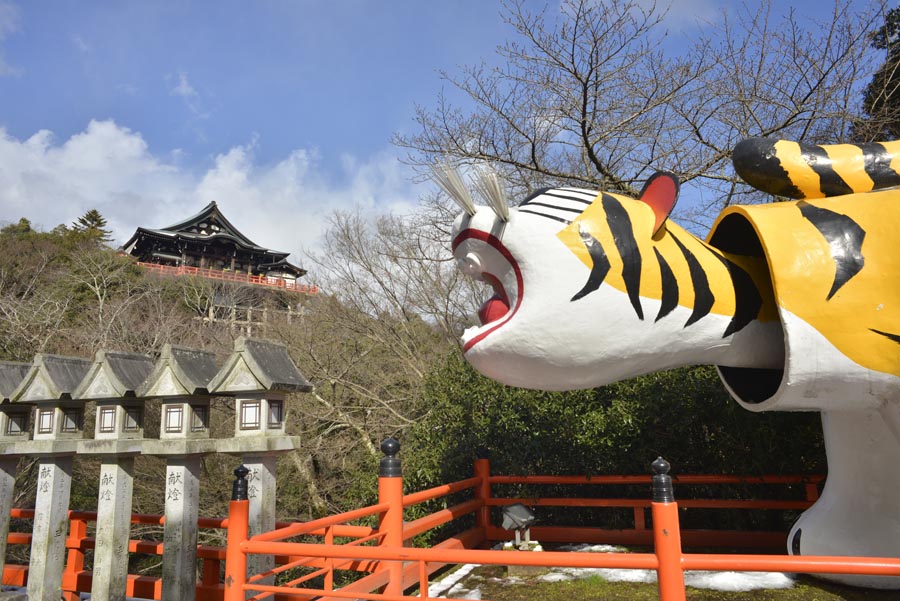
<box><xmin>403</xmin><ymin>353</ymin><xmax>825</xmax><ymax>535</ymax></box>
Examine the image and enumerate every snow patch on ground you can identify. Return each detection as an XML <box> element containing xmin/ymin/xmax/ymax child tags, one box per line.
<box><xmin>429</xmin><ymin>542</ymin><xmax>796</xmax><ymax>597</ymax></box>
<box><xmin>429</xmin><ymin>562</ymin><xmax>482</xmax><ymax>599</ymax></box>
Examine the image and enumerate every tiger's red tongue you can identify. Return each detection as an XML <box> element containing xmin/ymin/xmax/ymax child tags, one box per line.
<box><xmin>479</xmin><ymin>294</ymin><xmax>510</xmax><ymax>325</ymax></box>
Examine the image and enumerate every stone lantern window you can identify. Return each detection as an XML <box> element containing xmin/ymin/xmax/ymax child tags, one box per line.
<box><xmin>164</xmin><ymin>403</ymin><xmax>184</xmax><ymax>435</ymax></box>
<box><xmin>36</xmin><ymin>408</ymin><xmax>53</xmax><ymax>435</ymax></box>
<box><xmin>60</xmin><ymin>408</ymin><xmax>82</xmax><ymax>434</ymax></box>
<box><xmin>97</xmin><ymin>407</ymin><xmax>116</xmax><ymax>434</ymax></box>
<box><xmin>124</xmin><ymin>407</ymin><xmax>142</xmax><ymax>432</ymax></box>
<box><xmin>190</xmin><ymin>404</ymin><xmax>209</xmax><ymax>432</ymax></box>
<box><xmin>2</xmin><ymin>409</ymin><xmax>28</xmax><ymax>436</ymax></box>
<box><xmin>239</xmin><ymin>399</ymin><xmax>261</xmax><ymax>431</ymax></box>
<box><xmin>268</xmin><ymin>399</ymin><xmax>284</xmax><ymax>429</ymax></box>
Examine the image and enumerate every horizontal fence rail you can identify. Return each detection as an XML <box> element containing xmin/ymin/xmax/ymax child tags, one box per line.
<box><xmin>137</xmin><ymin>261</ymin><xmax>320</xmax><ymax>294</ymax></box>
<box><xmin>218</xmin><ymin>442</ymin><xmax>900</xmax><ymax>601</ymax></box>
<box><xmin>6</xmin><ymin>443</ymin><xmax>898</xmax><ymax>601</ymax></box>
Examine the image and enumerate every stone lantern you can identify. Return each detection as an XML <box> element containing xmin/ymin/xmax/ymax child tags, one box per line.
<box><xmin>210</xmin><ymin>337</ymin><xmax>311</xmax><ymax>441</ymax></box>
<box><xmin>73</xmin><ymin>350</ymin><xmax>154</xmax><ymax>601</ymax></box>
<box><xmin>13</xmin><ymin>355</ymin><xmax>92</xmax><ymax>446</ymax></box>
<box><xmin>0</xmin><ymin>361</ymin><xmax>31</xmax><ymax>582</ymax></box>
<box><xmin>209</xmin><ymin>336</ymin><xmax>312</xmax><ymax>578</ymax></box>
<box><xmin>75</xmin><ymin>351</ymin><xmax>153</xmax><ymax>445</ymax></box>
<box><xmin>140</xmin><ymin>345</ymin><xmax>220</xmax><ymax>448</ymax></box>
<box><xmin>10</xmin><ymin>354</ymin><xmax>91</xmax><ymax>601</ymax></box>
<box><xmin>138</xmin><ymin>344</ymin><xmax>220</xmax><ymax>601</ymax></box>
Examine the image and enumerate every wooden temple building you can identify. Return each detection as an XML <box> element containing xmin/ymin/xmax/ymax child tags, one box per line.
<box><xmin>121</xmin><ymin>201</ymin><xmax>316</xmax><ymax>295</ymax></box>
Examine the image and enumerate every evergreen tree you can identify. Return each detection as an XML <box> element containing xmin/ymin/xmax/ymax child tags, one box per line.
<box><xmin>71</xmin><ymin>209</ymin><xmax>113</xmax><ymax>245</ymax></box>
<box><xmin>857</xmin><ymin>8</ymin><xmax>900</xmax><ymax>140</ymax></box>
<box><xmin>0</xmin><ymin>218</ymin><xmax>33</xmax><ymax>236</ymax></box>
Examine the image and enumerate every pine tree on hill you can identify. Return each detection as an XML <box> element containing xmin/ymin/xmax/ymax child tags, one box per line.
<box><xmin>72</xmin><ymin>209</ymin><xmax>113</xmax><ymax>245</ymax></box>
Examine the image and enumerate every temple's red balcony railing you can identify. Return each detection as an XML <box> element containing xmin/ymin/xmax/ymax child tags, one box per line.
<box><xmin>136</xmin><ymin>262</ymin><xmax>319</xmax><ymax>294</ymax></box>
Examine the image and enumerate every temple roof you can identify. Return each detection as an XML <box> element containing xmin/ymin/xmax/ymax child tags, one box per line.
<box><xmin>122</xmin><ymin>201</ymin><xmax>305</xmax><ymax>277</ymax></box>
<box><xmin>123</xmin><ymin>201</ymin><xmax>283</xmax><ymax>254</ymax></box>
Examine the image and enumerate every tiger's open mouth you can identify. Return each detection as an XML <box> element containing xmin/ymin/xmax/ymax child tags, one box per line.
<box><xmin>452</xmin><ymin>229</ymin><xmax>523</xmax><ymax>352</ymax></box>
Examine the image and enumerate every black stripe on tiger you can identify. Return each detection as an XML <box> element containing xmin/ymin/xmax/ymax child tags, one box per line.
<box><xmin>571</xmin><ymin>226</ymin><xmax>610</xmax><ymax>302</ymax></box>
<box><xmin>653</xmin><ymin>248</ymin><xmax>678</xmax><ymax>322</ymax></box>
<box><xmin>871</xmin><ymin>328</ymin><xmax>900</xmax><ymax>345</ymax></box>
<box><xmin>709</xmin><ymin>250</ymin><xmax>763</xmax><ymax>338</ymax></box>
<box><xmin>602</xmin><ymin>194</ymin><xmax>644</xmax><ymax>320</ymax></box>
<box><xmin>860</xmin><ymin>142</ymin><xmax>900</xmax><ymax>189</ymax></box>
<box><xmin>802</xmin><ymin>144</ymin><xmax>854</xmax><ymax>197</ymax></box>
<box><xmin>797</xmin><ymin>201</ymin><xmax>865</xmax><ymax>300</ymax></box>
<box><xmin>732</xmin><ymin>138</ymin><xmax>804</xmax><ymax>199</ymax></box>
<box><xmin>670</xmin><ymin>232</ymin><xmax>714</xmax><ymax>327</ymax></box>
<box><xmin>518</xmin><ymin>209</ymin><xmax>572</xmax><ymax>224</ymax></box>
<box><xmin>521</xmin><ymin>201</ymin><xmax>588</xmax><ymax>214</ymax></box>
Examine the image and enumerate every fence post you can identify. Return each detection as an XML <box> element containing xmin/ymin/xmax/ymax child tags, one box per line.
<box><xmin>474</xmin><ymin>450</ymin><xmax>492</xmax><ymax>535</ymax></box>
<box><xmin>378</xmin><ymin>438</ymin><xmax>404</xmax><ymax>596</ymax></box>
<box><xmin>224</xmin><ymin>465</ymin><xmax>250</xmax><ymax>601</ymax></box>
<box><xmin>651</xmin><ymin>457</ymin><xmax>686</xmax><ymax>601</ymax></box>
<box><xmin>61</xmin><ymin>514</ymin><xmax>87</xmax><ymax>601</ymax></box>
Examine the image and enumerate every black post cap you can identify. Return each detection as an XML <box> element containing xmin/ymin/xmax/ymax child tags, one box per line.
<box><xmin>651</xmin><ymin>456</ymin><xmax>674</xmax><ymax>503</ymax></box>
<box><xmin>379</xmin><ymin>437</ymin><xmax>401</xmax><ymax>478</ymax></box>
<box><xmin>232</xmin><ymin>464</ymin><xmax>250</xmax><ymax>501</ymax></box>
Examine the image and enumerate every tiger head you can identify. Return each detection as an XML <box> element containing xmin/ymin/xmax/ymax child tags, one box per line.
<box><xmin>445</xmin><ymin>171</ymin><xmax>745</xmax><ymax>391</ymax></box>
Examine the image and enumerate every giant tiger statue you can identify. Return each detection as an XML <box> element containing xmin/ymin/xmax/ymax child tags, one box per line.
<box><xmin>438</xmin><ymin>138</ymin><xmax>900</xmax><ymax>588</ymax></box>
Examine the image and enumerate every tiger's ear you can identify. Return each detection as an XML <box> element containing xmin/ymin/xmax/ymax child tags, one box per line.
<box><xmin>639</xmin><ymin>171</ymin><xmax>680</xmax><ymax>236</ymax></box>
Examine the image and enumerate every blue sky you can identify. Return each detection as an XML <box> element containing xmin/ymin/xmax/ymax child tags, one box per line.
<box><xmin>0</xmin><ymin>0</ymin><xmax>882</xmax><ymax>263</ymax></box>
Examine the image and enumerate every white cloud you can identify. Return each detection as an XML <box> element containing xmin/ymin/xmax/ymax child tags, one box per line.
<box><xmin>168</xmin><ymin>71</ymin><xmax>209</xmax><ymax>119</ymax></box>
<box><xmin>0</xmin><ymin>119</ymin><xmax>420</xmax><ymax>264</ymax></box>
<box><xmin>0</xmin><ymin>0</ymin><xmax>21</xmax><ymax>76</ymax></box>
<box><xmin>71</xmin><ymin>34</ymin><xmax>89</xmax><ymax>53</ymax></box>
<box><xmin>170</xmin><ymin>71</ymin><xmax>197</xmax><ymax>99</ymax></box>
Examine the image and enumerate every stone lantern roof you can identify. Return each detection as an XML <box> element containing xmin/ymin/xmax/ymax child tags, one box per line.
<box><xmin>11</xmin><ymin>355</ymin><xmax>92</xmax><ymax>403</ymax></box>
<box><xmin>208</xmin><ymin>337</ymin><xmax>313</xmax><ymax>394</ymax></box>
<box><xmin>138</xmin><ymin>345</ymin><xmax>220</xmax><ymax>398</ymax></box>
<box><xmin>0</xmin><ymin>362</ymin><xmax>30</xmax><ymax>402</ymax></box>
<box><xmin>10</xmin><ymin>355</ymin><xmax>92</xmax><ymax>453</ymax></box>
<box><xmin>74</xmin><ymin>351</ymin><xmax>155</xmax><ymax>401</ymax></box>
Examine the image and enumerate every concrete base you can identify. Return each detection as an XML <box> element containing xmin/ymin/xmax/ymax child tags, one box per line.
<box><xmin>789</xmin><ymin>410</ymin><xmax>900</xmax><ymax>589</ymax></box>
